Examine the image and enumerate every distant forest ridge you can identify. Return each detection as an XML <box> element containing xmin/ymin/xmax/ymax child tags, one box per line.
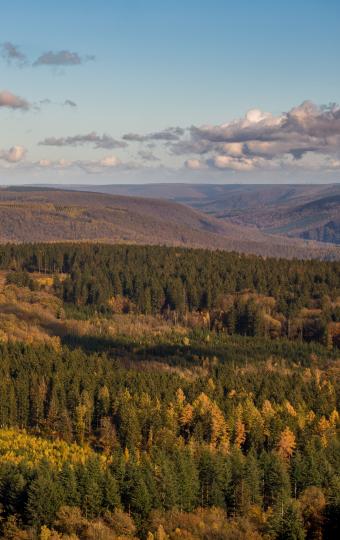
<box><xmin>0</xmin><ymin>187</ymin><xmax>339</xmax><ymax>259</ymax></box>
<box><xmin>36</xmin><ymin>183</ymin><xmax>340</xmax><ymax>247</ymax></box>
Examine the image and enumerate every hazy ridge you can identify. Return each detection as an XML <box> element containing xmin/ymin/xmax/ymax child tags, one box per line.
<box><xmin>1</xmin><ymin>186</ymin><xmax>339</xmax><ymax>259</ymax></box>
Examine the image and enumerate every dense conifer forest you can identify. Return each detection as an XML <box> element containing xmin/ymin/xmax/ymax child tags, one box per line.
<box><xmin>0</xmin><ymin>243</ymin><xmax>339</xmax><ymax>539</ymax></box>
<box><xmin>1</xmin><ymin>243</ymin><xmax>340</xmax><ymax>346</ymax></box>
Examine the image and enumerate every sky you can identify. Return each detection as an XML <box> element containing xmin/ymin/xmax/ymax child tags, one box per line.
<box><xmin>1</xmin><ymin>0</ymin><xmax>340</xmax><ymax>185</ymax></box>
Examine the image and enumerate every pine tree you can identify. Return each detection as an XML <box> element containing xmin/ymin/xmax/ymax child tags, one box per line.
<box><xmin>102</xmin><ymin>470</ymin><xmax>121</xmax><ymax>511</ymax></box>
<box><xmin>78</xmin><ymin>466</ymin><xmax>103</xmax><ymax>519</ymax></box>
<box><xmin>26</xmin><ymin>464</ymin><xmax>62</xmax><ymax>527</ymax></box>
<box><xmin>198</xmin><ymin>450</ymin><xmax>230</xmax><ymax>508</ymax></box>
<box><xmin>58</xmin><ymin>463</ymin><xmax>80</xmax><ymax>507</ymax></box>
<box><xmin>122</xmin><ymin>461</ymin><xmax>153</xmax><ymax>521</ymax></box>
<box><xmin>275</xmin><ymin>499</ymin><xmax>305</xmax><ymax>540</ymax></box>
<box><xmin>262</xmin><ymin>451</ymin><xmax>291</xmax><ymax>510</ymax></box>
<box><xmin>175</xmin><ymin>450</ymin><xmax>199</xmax><ymax>512</ymax></box>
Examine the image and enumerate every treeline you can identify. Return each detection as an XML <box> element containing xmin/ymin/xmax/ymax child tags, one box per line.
<box><xmin>1</xmin><ymin>243</ymin><xmax>340</xmax><ymax>344</ymax></box>
<box><xmin>0</xmin><ymin>340</ymin><xmax>339</xmax><ymax>537</ymax></box>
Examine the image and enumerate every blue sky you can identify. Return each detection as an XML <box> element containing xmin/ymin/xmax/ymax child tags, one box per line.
<box><xmin>1</xmin><ymin>0</ymin><xmax>340</xmax><ymax>184</ymax></box>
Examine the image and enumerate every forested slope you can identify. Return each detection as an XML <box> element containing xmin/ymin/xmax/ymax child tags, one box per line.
<box><xmin>2</xmin><ymin>243</ymin><xmax>339</xmax><ymax>346</ymax></box>
<box><xmin>1</xmin><ymin>187</ymin><xmax>339</xmax><ymax>259</ymax></box>
<box><xmin>61</xmin><ymin>183</ymin><xmax>340</xmax><ymax>246</ymax></box>
<box><xmin>0</xmin><ymin>243</ymin><xmax>339</xmax><ymax>539</ymax></box>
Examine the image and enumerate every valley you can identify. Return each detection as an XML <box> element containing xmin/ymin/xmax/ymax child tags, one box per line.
<box><xmin>56</xmin><ymin>183</ymin><xmax>340</xmax><ymax>246</ymax></box>
<box><xmin>1</xmin><ymin>186</ymin><xmax>339</xmax><ymax>260</ymax></box>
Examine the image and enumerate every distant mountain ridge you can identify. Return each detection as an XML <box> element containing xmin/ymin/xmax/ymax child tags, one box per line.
<box><xmin>0</xmin><ymin>186</ymin><xmax>339</xmax><ymax>260</ymax></box>
<box><xmin>43</xmin><ymin>183</ymin><xmax>340</xmax><ymax>246</ymax></box>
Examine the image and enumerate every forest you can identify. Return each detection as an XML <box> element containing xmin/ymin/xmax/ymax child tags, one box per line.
<box><xmin>1</xmin><ymin>243</ymin><xmax>340</xmax><ymax>346</ymax></box>
<box><xmin>0</xmin><ymin>243</ymin><xmax>339</xmax><ymax>539</ymax></box>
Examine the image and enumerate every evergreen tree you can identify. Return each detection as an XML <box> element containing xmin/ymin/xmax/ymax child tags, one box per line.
<box><xmin>26</xmin><ymin>464</ymin><xmax>62</xmax><ymax>527</ymax></box>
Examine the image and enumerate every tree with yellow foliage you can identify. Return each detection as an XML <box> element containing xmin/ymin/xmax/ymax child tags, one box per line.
<box><xmin>277</xmin><ymin>427</ymin><xmax>296</xmax><ymax>461</ymax></box>
<box><xmin>192</xmin><ymin>393</ymin><xmax>229</xmax><ymax>451</ymax></box>
<box><xmin>317</xmin><ymin>416</ymin><xmax>334</xmax><ymax>448</ymax></box>
<box><xmin>234</xmin><ymin>418</ymin><xmax>246</xmax><ymax>449</ymax></box>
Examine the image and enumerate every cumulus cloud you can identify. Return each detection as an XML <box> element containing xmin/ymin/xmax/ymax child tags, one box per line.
<box><xmin>327</xmin><ymin>158</ymin><xmax>340</xmax><ymax>169</ymax></box>
<box><xmin>210</xmin><ymin>155</ymin><xmax>271</xmax><ymax>171</ymax></box>
<box><xmin>37</xmin><ymin>159</ymin><xmax>53</xmax><ymax>167</ymax></box>
<box><xmin>0</xmin><ymin>90</ymin><xmax>30</xmax><ymax>110</ymax></box>
<box><xmin>6</xmin><ymin>99</ymin><xmax>340</xmax><ymax>177</ymax></box>
<box><xmin>36</xmin><ymin>158</ymin><xmax>72</xmax><ymax>169</ymax></box>
<box><xmin>221</xmin><ymin>142</ymin><xmax>244</xmax><ymax>157</ymax></box>
<box><xmin>123</xmin><ymin>126</ymin><xmax>185</xmax><ymax>142</ymax></box>
<box><xmin>185</xmin><ymin>158</ymin><xmax>205</xmax><ymax>170</ymax></box>
<box><xmin>169</xmin><ymin>101</ymin><xmax>340</xmax><ymax>172</ymax></box>
<box><xmin>98</xmin><ymin>156</ymin><xmax>121</xmax><ymax>167</ymax></box>
<box><xmin>39</xmin><ymin>132</ymin><xmax>127</xmax><ymax>149</ymax></box>
<box><xmin>35</xmin><ymin>155</ymin><xmax>123</xmax><ymax>173</ymax></box>
<box><xmin>33</xmin><ymin>50</ymin><xmax>95</xmax><ymax>66</ymax></box>
<box><xmin>1</xmin><ymin>42</ymin><xmax>27</xmax><ymax>66</ymax></box>
<box><xmin>0</xmin><ymin>146</ymin><xmax>26</xmax><ymax>163</ymax></box>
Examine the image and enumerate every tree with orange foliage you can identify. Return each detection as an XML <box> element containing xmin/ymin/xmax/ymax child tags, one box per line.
<box><xmin>277</xmin><ymin>427</ymin><xmax>296</xmax><ymax>461</ymax></box>
<box><xmin>235</xmin><ymin>418</ymin><xmax>246</xmax><ymax>449</ymax></box>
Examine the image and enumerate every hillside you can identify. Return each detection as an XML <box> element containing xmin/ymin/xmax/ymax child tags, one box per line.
<box><xmin>58</xmin><ymin>183</ymin><xmax>340</xmax><ymax>246</ymax></box>
<box><xmin>1</xmin><ymin>187</ymin><xmax>339</xmax><ymax>259</ymax></box>
<box><xmin>0</xmin><ymin>243</ymin><xmax>339</xmax><ymax>539</ymax></box>
<box><xmin>2</xmin><ymin>243</ymin><xmax>340</xmax><ymax>347</ymax></box>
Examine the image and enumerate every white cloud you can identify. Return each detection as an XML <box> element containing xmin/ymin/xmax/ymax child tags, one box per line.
<box><xmin>213</xmin><ymin>155</ymin><xmax>256</xmax><ymax>171</ymax></box>
<box><xmin>327</xmin><ymin>159</ymin><xmax>340</xmax><ymax>169</ymax></box>
<box><xmin>37</xmin><ymin>159</ymin><xmax>52</xmax><ymax>167</ymax></box>
<box><xmin>221</xmin><ymin>142</ymin><xmax>244</xmax><ymax>156</ymax></box>
<box><xmin>169</xmin><ymin>101</ymin><xmax>340</xmax><ymax>173</ymax></box>
<box><xmin>245</xmin><ymin>108</ymin><xmax>273</xmax><ymax>124</ymax></box>
<box><xmin>34</xmin><ymin>155</ymin><xmax>122</xmax><ymax>174</ymax></box>
<box><xmin>0</xmin><ymin>146</ymin><xmax>26</xmax><ymax>163</ymax></box>
<box><xmin>185</xmin><ymin>159</ymin><xmax>205</xmax><ymax>170</ymax></box>
<box><xmin>0</xmin><ymin>90</ymin><xmax>30</xmax><ymax>110</ymax></box>
<box><xmin>99</xmin><ymin>156</ymin><xmax>121</xmax><ymax>167</ymax></box>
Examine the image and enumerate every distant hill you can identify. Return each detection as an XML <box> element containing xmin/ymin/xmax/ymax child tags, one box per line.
<box><xmin>0</xmin><ymin>187</ymin><xmax>339</xmax><ymax>259</ymax></box>
<box><xmin>54</xmin><ymin>183</ymin><xmax>340</xmax><ymax>246</ymax></box>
